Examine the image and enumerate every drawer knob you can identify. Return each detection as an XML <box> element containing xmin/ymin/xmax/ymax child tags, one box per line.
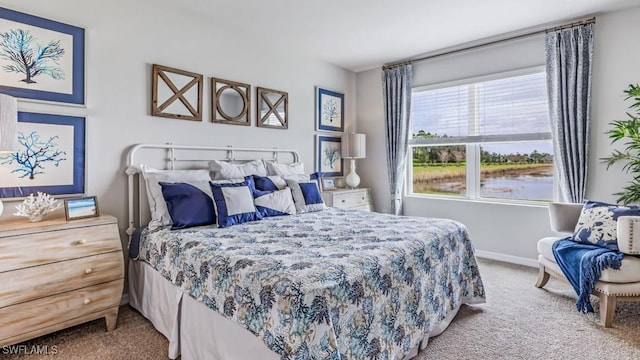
<box><xmin>341</xmin><ymin>200</ymin><xmax>346</xmax><ymax>203</ymax></box>
<box><xmin>361</xmin><ymin>197</ymin><xmax>365</xmax><ymax>200</ymax></box>
<box><xmin>76</xmin><ymin>239</ymin><xmax>87</xmax><ymax>245</ymax></box>
<box><xmin>84</xmin><ymin>268</ymin><xmax>93</xmax><ymax>275</ymax></box>
<box><xmin>83</xmin><ymin>298</ymin><xmax>91</xmax><ymax>305</ymax></box>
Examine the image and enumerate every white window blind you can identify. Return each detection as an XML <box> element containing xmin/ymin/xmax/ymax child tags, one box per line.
<box><xmin>410</xmin><ymin>70</ymin><xmax>551</xmax><ymax>144</ymax></box>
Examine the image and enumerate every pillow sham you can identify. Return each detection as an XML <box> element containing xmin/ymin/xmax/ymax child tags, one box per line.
<box><xmin>254</xmin><ymin>188</ymin><xmax>296</xmax><ymax>217</ymax></box>
<box><xmin>209</xmin><ymin>159</ymin><xmax>267</xmax><ymax>180</ymax></box>
<box><xmin>265</xmin><ymin>161</ymin><xmax>305</xmax><ymax>176</ymax></box>
<box><xmin>252</xmin><ymin>174</ymin><xmax>287</xmax><ymax>191</ymax></box>
<box><xmin>160</xmin><ymin>182</ymin><xmax>215</xmax><ymax>229</ymax></box>
<box><xmin>285</xmin><ymin>178</ymin><xmax>326</xmax><ymax>213</ymax></box>
<box><xmin>210</xmin><ymin>181</ymin><xmax>263</xmax><ymax>228</ymax></box>
<box><xmin>140</xmin><ymin>165</ymin><xmax>211</xmax><ymax>230</ymax></box>
<box><xmin>573</xmin><ymin>200</ymin><xmax>640</xmax><ymax>251</ymax></box>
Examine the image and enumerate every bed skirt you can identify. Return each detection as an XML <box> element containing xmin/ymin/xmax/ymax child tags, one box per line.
<box><xmin>128</xmin><ymin>259</ymin><xmax>474</xmax><ymax>360</ymax></box>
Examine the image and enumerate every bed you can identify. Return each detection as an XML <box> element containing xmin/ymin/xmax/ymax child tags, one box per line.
<box><xmin>125</xmin><ymin>143</ymin><xmax>485</xmax><ymax>360</ymax></box>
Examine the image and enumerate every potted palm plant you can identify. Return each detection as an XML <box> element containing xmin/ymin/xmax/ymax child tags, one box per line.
<box><xmin>603</xmin><ymin>84</ymin><xmax>640</xmax><ymax>205</ymax></box>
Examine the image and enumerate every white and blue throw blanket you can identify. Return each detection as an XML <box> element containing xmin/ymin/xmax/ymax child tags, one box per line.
<box><xmin>552</xmin><ymin>238</ymin><xmax>624</xmax><ymax>313</ymax></box>
<box><xmin>137</xmin><ymin>208</ymin><xmax>486</xmax><ymax>360</ymax></box>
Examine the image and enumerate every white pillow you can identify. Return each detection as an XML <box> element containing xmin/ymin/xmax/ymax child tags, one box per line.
<box><xmin>209</xmin><ymin>160</ymin><xmax>267</xmax><ymax>180</ymax></box>
<box><xmin>265</xmin><ymin>161</ymin><xmax>305</xmax><ymax>176</ymax></box>
<box><xmin>140</xmin><ymin>165</ymin><xmax>211</xmax><ymax>230</ymax></box>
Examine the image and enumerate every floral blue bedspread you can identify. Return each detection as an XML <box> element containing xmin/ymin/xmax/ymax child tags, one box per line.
<box><xmin>137</xmin><ymin>208</ymin><xmax>485</xmax><ymax>360</ymax></box>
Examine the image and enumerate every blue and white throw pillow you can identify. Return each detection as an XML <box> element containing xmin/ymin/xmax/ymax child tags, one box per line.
<box><xmin>210</xmin><ymin>181</ymin><xmax>263</xmax><ymax>228</ymax></box>
<box><xmin>252</xmin><ymin>174</ymin><xmax>287</xmax><ymax>191</ymax></box>
<box><xmin>573</xmin><ymin>200</ymin><xmax>640</xmax><ymax>251</ymax></box>
<box><xmin>160</xmin><ymin>182</ymin><xmax>215</xmax><ymax>229</ymax></box>
<box><xmin>254</xmin><ymin>188</ymin><xmax>296</xmax><ymax>217</ymax></box>
<box><xmin>285</xmin><ymin>178</ymin><xmax>326</xmax><ymax>213</ymax></box>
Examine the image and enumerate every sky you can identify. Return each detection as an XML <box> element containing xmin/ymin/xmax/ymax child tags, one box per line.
<box><xmin>411</xmin><ymin>71</ymin><xmax>553</xmax><ymax>155</ymax></box>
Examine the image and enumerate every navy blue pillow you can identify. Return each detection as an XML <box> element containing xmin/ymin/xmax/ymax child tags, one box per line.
<box><xmin>299</xmin><ymin>182</ymin><xmax>323</xmax><ymax>204</ymax></box>
<box><xmin>160</xmin><ymin>182</ymin><xmax>215</xmax><ymax>229</ymax></box>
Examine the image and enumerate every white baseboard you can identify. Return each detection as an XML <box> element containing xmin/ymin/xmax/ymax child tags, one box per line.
<box><xmin>474</xmin><ymin>249</ymin><xmax>538</xmax><ymax>268</ymax></box>
<box><xmin>120</xmin><ymin>293</ymin><xmax>129</xmax><ymax>306</ymax></box>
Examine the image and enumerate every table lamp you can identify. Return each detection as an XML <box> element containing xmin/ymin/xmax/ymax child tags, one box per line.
<box><xmin>341</xmin><ymin>133</ymin><xmax>366</xmax><ymax>188</ymax></box>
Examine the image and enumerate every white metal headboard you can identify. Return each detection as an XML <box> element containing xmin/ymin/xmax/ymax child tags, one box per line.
<box><xmin>125</xmin><ymin>143</ymin><xmax>300</xmax><ymax>237</ymax></box>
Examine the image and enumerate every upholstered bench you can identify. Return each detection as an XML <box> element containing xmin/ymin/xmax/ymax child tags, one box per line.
<box><xmin>535</xmin><ymin>202</ymin><xmax>640</xmax><ymax>327</ymax></box>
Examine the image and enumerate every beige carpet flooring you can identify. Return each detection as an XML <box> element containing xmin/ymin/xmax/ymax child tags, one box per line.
<box><xmin>3</xmin><ymin>258</ymin><xmax>640</xmax><ymax>360</ymax></box>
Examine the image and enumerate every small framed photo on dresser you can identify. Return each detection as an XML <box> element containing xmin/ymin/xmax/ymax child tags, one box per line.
<box><xmin>64</xmin><ymin>196</ymin><xmax>99</xmax><ymax>220</ymax></box>
<box><xmin>321</xmin><ymin>177</ymin><xmax>337</xmax><ymax>191</ymax></box>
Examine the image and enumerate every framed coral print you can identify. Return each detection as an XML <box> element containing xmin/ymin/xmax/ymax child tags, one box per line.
<box><xmin>152</xmin><ymin>64</ymin><xmax>203</xmax><ymax>121</ymax></box>
<box><xmin>0</xmin><ymin>112</ymin><xmax>85</xmax><ymax>199</ymax></box>
<box><xmin>316</xmin><ymin>135</ymin><xmax>343</xmax><ymax>177</ymax></box>
<box><xmin>0</xmin><ymin>7</ymin><xmax>85</xmax><ymax>105</ymax></box>
<box><xmin>316</xmin><ymin>87</ymin><xmax>344</xmax><ymax>132</ymax></box>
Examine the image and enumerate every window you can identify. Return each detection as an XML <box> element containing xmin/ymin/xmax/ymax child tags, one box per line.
<box><xmin>408</xmin><ymin>68</ymin><xmax>553</xmax><ymax>202</ymax></box>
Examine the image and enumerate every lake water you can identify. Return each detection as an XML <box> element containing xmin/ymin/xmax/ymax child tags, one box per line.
<box><xmin>480</xmin><ymin>173</ymin><xmax>553</xmax><ymax>201</ymax></box>
<box><xmin>416</xmin><ymin>169</ymin><xmax>553</xmax><ymax>201</ymax></box>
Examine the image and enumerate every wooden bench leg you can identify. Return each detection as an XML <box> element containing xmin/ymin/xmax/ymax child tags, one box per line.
<box><xmin>599</xmin><ymin>293</ymin><xmax>616</xmax><ymax>328</ymax></box>
<box><xmin>535</xmin><ymin>265</ymin><xmax>550</xmax><ymax>288</ymax></box>
<box><xmin>105</xmin><ymin>307</ymin><xmax>119</xmax><ymax>332</ymax></box>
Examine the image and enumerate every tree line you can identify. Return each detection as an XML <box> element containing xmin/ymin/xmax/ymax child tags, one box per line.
<box><xmin>412</xmin><ymin>130</ymin><xmax>553</xmax><ymax>166</ymax></box>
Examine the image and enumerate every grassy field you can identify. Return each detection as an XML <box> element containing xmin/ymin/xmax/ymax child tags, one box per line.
<box><xmin>412</xmin><ymin>163</ymin><xmax>553</xmax><ymax>183</ymax></box>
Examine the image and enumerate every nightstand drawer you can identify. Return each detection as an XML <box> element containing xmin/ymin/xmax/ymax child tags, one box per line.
<box><xmin>332</xmin><ymin>189</ymin><xmax>371</xmax><ymax>209</ymax></box>
<box><xmin>0</xmin><ymin>279</ymin><xmax>123</xmax><ymax>341</ymax></box>
<box><xmin>0</xmin><ymin>224</ymin><xmax>121</xmax><ymax>273</ymax></box>
<box><xmin>0</xmin><ymin>251</ymin><xmax>124</xmax><ymax>308</ymax></box>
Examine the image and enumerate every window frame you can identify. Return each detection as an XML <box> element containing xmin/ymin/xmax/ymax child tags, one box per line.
<box><xmin>406</xmin><ymin>66</ymin><xmax>555</xmax><ymax>205</ymax></box>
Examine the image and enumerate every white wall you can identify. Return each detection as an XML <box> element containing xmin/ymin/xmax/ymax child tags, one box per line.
<box><xmin>356</xmin><ymin>6</ymin><xmax>640</xmax><ymax>265</ymax></box>
<box><xmin>0</xmin><ymin>0</ymin><xmax>356</xmax><ymax>246</ymax></box>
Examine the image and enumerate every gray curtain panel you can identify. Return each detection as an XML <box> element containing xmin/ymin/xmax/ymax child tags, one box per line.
<box><xmin>382</xmin><ymin>64</ymin><xmax>413</xmax><ymax>215</ymax></box>
<box><xmin>545</xmin><ymin>23</ymin><xmax>593</xmax><ymax>203</ymax></box>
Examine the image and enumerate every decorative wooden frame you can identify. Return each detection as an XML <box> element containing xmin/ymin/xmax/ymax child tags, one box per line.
<box><xmin>316</xmin><ymin>87</ymin><xmax>344</xmax><ymax>132</ymax></box>
<box><xmin>64</xmin><ymin>195</ymin><xmax>99</xmax><ymax>220</ymax></box>
<box><xmin>0</xmin><ymin>112</ymin><xmax>85</xmax><ymax>199</ymax></box>
<box><xmin>0</xmin><ymin>7</ymin><xmax>85</xmax><ymax>105</ymax></box>
<box><xmin>256</xmin><ymin>87</ymin><xmax>288</xmax><ymax>129</ymax></box>
<box><xmin>316</xmin><ymin>135</ymin><xmax>343</xmax><ymax>177</ymax></box>
<box><xmin>151</xmin><ymin>64</ymin><xmax>203</xmax><ymax>121</ymax></box>
<box><xmin>212</xmin><ymin>78</ymin><xmax>250</xmax><ymax>126</ymax></box>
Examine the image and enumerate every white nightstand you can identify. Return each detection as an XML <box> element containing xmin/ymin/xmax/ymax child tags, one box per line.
<box><xmin>0</xmin><ymin>215</ymin><xmax>124</xmax><ymax>347</ymax></box>
<box><xmin>322</xmin><ymin>188</ymin><xmax>373</xmax><ymax>212</ymax></box>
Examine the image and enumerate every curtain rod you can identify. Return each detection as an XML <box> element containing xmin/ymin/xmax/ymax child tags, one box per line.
<box><xmin>382</xmin><ymin>16</ymin><xmax>596</xmax><ymax>70</ymax></box>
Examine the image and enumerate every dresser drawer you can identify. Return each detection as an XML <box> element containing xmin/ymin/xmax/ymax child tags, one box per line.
<box><xmin>0</xmin><ymin>279</ymin><xmax>123</xmax><ymax>341</ymax></box>
<box><xmin>0</xmin><ymin>251</ymin><xmax>124</xmax><ymax>308</ymax></box>
<box><xmin>332</xmin><ymin>190</ymin><xmax>371</xmax><ymax>209</ymax></box>
<box><xmin>0</xmin><ymin>224</ymin><xmax>121</xmax><ymax>273</ymax></box>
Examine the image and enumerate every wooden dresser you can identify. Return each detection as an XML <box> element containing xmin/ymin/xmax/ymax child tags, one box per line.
<box><xmin>322</xmin><ymin>188</ymin><xmax>373</xmax><ymax>212</ymax></box>
<box><xmin>0</xmin><ymin>215</ymin><xmax>124</xmax><ymax>347</ymax></box>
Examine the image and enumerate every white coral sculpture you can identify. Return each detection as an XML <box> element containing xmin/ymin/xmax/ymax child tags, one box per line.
<box><xmin>14</xmin><ymin>192</ymin><xmax>62</xmax><ymax>222</ymax></box>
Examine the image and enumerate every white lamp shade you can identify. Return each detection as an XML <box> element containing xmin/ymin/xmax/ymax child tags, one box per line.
<box><xmin>342</xmin><ymin>133</ymin><xmax>366</xmax><ymax>159</ymax></box>
<box><xmin>0</xmin><ymin>94</ymin><xmax>18</xmax><ymax>153</ymax></box>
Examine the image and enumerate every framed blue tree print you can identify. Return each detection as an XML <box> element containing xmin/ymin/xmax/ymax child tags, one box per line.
<box><xmin>0</xmin><ymin>7</ymin><xmax>85</xmax><ymax>105</ymax></box>
<box><xmin>0</xmin><ymin>112</ymin><xmax>85</xmax><ymax>198</ymax></box>
<box><xmin>316</xmin><ymin>87</ymin><xmax>344</xmax><ymax>132</ymax></box>
<box><xmin>316</xmin><ymin>135</ymin><xmax>343</xmax><ymax>176</ymax></box>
